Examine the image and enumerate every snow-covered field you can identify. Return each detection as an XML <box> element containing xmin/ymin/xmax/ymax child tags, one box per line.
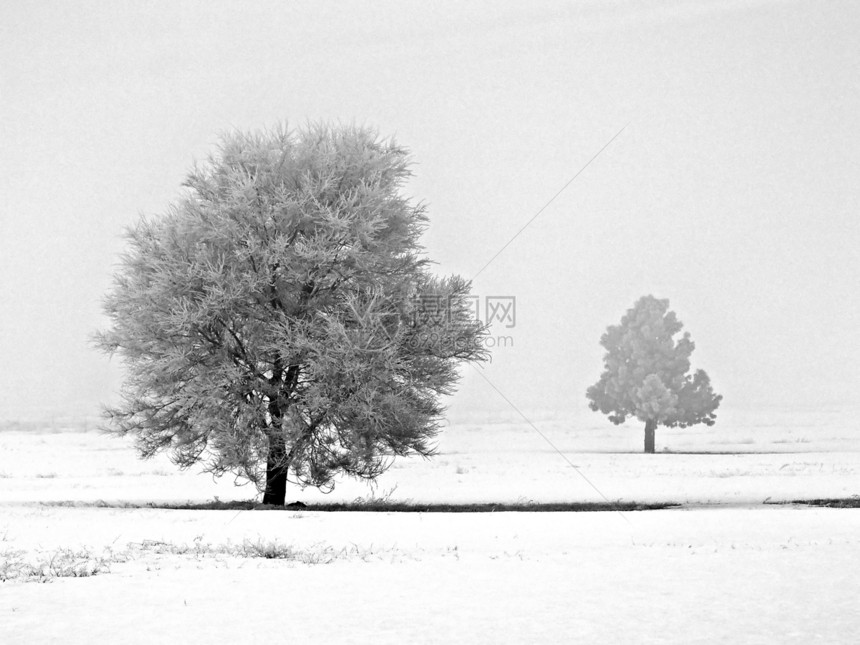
<box><xmin>2</xmin><ymin>407</ymin><xmax>859</xmax><ymax>643</ymax></box>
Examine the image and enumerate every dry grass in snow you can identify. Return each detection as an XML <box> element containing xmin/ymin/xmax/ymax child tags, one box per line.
<box><xmin>1</xmin><ymin>406</ymin><xmax>859</xmax><ymax>643</ymax></box>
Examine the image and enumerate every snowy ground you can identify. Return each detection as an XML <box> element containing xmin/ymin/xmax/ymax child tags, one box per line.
<box><xmin>1</xmin><ymin>408</ymin><xmax>859</xmax><ymax>643</ymax></box>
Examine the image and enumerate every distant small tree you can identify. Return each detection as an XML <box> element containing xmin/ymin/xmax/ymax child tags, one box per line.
<box><xmin>96</xmin><ymin>123</ymin><xmax>488</xmax><ymax>505</ymax></box>
<box><xmin>586</xmin><ymin>295</ymin><xmax>722</xmax><ymax>453</ymax></box>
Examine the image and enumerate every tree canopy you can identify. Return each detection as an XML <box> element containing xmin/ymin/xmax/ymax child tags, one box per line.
<box><xmin>96</xmin><ymin>123</ymin><xmax>488</xmax><ymax>504</ymax></box>
<box><xmin>586</xmin><ymin>295</ymin><xmax>722</xmax><ymax>452</ymax></box>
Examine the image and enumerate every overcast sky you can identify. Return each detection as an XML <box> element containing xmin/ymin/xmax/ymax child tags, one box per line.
<box><xmin>1</xmin><ymin>0</ymin><xmax>858</xmax><ymax>424</ymax></box>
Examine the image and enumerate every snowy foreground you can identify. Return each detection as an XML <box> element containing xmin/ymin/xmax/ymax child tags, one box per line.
<box><xmin>1</xmin><ymin>409</ymin><xmax>859</xmax><ymax>643</ymax></box>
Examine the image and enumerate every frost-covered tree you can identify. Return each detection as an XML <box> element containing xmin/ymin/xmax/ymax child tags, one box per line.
<box><xmin>96</xmin><ymin>123</ymin><xmax>488</xmax><ymax>505</ymax></box>
<box><xmin>586</xmin><ymin>295</ymin><xmax>722</xmax><ymax>453</ymax></box>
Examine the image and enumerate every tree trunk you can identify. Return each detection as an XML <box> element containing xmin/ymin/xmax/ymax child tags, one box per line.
<box><xmin>644</xmin><ymin>419</ymin><xmax>657</xmax><ymax>454</ymax></box>
<box><xmin>262</xmin><ymin>434</ymin><xmax>287</xmax><ymax>506</ymax></box>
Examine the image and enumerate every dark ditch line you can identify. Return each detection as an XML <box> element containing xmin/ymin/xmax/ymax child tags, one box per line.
<box><xmin>234</xmin><ymin>501</ymin><xmax>680</xmax><ymax>513</ymax></box>
<box><xmin>39</xmin><ymin>500</ymin><xmax>680</xmax><ymax>513</ymax></box>
<box><xmin>769</xmin><ymin>498</ymin><xmax>860</xmax><ymax>509</ymax></box>
<box><xmin>36</xmin><ymin>498</ymin><xmax>860</xmax><ymax>511</ymax></box>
